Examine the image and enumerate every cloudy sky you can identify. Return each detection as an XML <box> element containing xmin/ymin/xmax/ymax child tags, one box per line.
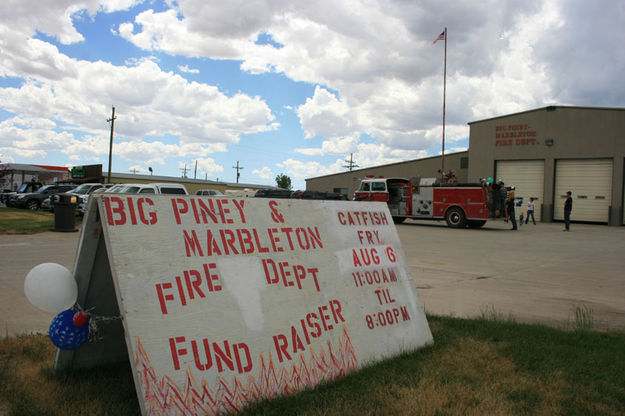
<box><xmin>1</xmin><ymin>1</ymin><xmax>623</xmax><ymax>189</ymax></box>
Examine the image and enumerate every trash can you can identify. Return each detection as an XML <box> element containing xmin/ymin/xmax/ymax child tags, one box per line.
<box><xmin>52</xmin><ymin>194</ymin><xmax>78</xmax><ymax>232</ymax></box>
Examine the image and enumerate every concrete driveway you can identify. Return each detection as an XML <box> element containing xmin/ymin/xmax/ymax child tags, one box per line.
<box><xmin>1</xmin><ymin>231</ymin><xmax>80</xmax><ymax>336</ymax></box>
<box><xmin>1</xmin><ymin>218</ymin><xmax>624</xmax><ymax>336</ymax></box>
<box><xmin>398</xmin><ymin>218</ymin><xmax>625</xmax><ymax>331</ymax></box>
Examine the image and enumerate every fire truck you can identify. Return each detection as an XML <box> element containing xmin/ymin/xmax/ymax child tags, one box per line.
<box><xmin>354</xmin><ymin>176</ymin><xmax>491</xmax><ymax>228</ymax></box>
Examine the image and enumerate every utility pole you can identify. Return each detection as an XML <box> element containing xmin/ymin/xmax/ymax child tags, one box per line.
<box><xmin>130</xmin><ymin>168</ymin><xmax>137</xmax><ymax>174</ymax></box>
<box><xmin>107</xmin><ymin>106</ymin><xmax>116</xmax><ymax>184</ymax></box>
<box><xmin>233</xmin><ymin>161</ymin><xmax>244</xmax><ymax>184</ymax></box>
<box><xmin>180</xmin><ymin>164</ymin><xmax>189</xmax><ymax>178</ymax></box>
<box><xmin>194</xmin><ymin>160</ymin><xmax>198</xmax><ymax>179</ymax></box>
<box><xmin>344</xmin><ymin>153</ymin><xmax>359</xmax><ymax>171</ymax></box>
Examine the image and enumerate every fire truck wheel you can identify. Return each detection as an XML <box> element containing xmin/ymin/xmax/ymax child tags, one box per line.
<box><xmin>392</xmin><ymin>217</ymin><xmax>406</xmax><ymax>224</ymax></box>
<box><xmin>467</xmin><ymin>220</ymin><xmax>487</xmax><ymax>228</ymax></box>
<box><xmin>445</xmin><ymin>207</ymin><xmax>466</xmax><ymax>228</ymax></box>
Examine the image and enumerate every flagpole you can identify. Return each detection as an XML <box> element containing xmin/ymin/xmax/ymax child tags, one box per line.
<box><xmin>441</xmin><ymin>27</ymin><xmax>447</xmax><ymax>176</ymax></box>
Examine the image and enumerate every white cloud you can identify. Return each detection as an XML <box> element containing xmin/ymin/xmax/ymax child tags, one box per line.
<box><xmin>283</xmin><ymin>139</ymin><xmax>430</xmax><ymax>185</ymax></box>
<box><xmin>111</xmin><ymin>0</ymin><xmax>625</xmax><ymax>154</ymax></box>
<box><xmin>62</xmin><ymin>135</ymin><xmax>110</xmax><ymax>161</ymax></box>
<box><xmin>352</xmin><ymin>143</ymin><xmax>427</xmax><ymax>168</ymax></box>
<box><xmin>295</xmin><ymin>135</ymin><xmax>359</xmax><ymax>156</ymax></box>
<box><xmin>127</xmin><ymin>165</ymin><xmax>145</xmax><ymax>174</ymax></box>
<box><xmin>0</xmin><ymin>115</ymin><xmax>230</xmax><ymax>168</ymax></box>
<box><xmin>0</xmin><ymin>45</ymin><xmax>278</xmax><ymax>147</ymax></box>
<box><xmin>117</xmin><ymin>8</ymin><xmax>249</xmax><ymax>59</ymax></box>
<box><xmin>296</xmin><ymin>86</ymin><xmax>354</xmax><ymax>139</ymax></box>
<box><xmin>0</xmin><ymin>0</ymin><xmax>144</xmax><ymax>45</ymax></box>
<box><xmin>252</xmin><ymin>166</ymin><xmax>273</xmax><ymax>179</ymax></box>
<box><xmin>178</xmin><ymin>64</ymin><xmax>200</xmax><ymax>74</ymax></box>
<box><xmin>0</xmin><ymin>117</ymin><xmax>76</xmax><ymax>157</ymax></box>
<box><xmin>176</xmin><ymin>158</ymin><xmax>224</xmax><ymax>177</ymax></box>
<box><xmin>277</xmin><ymin>158</ymin><xmax>337</xmax><ymax>180</ymax></box>
<box><xmin>196</xmin><ymin>158</ymin><xmax>224</xmax><ymax>176</ymax></box>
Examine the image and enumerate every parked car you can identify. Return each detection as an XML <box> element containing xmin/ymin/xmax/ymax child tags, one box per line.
<box><xmin>118</xmin><ymin>184</ymin><xmax>158</xmax><ymax>194</ymax></box>
<box><xmin>41</xmin><ymin>183</ymin><xmax>107</xmax><ymax>212</ymax></box>
<box><xmin>290</xmin><ymin>190</ymin><xmax>346</xmax><ymax>200</ymax></box>
<box><xmin>196</xmin><ymin>189</ymin><xmax>223</xmax><ymax>196</ymax></box>
<box><xmin>0</xmin><ymin>189</ymin><xmax>12</xmax><ymax>205</ymax></box>
<box><xmin>70</xmin><ymin>183</ymin><xmax>107</xmax><ymax>195</ymax></box>
<box><xmin>9</xmin><ymin>184</ymin><xmax>76</xmax><ymax>210</ymax></box>
<box><xmin>40</xmin><ymin>195</ymin><xmax>57</xmax><ymax>212</ymax></box>
<box><xmin>113</xmin><ymin>183</ymin><xmax>189</xmax><ymax>195</ymax></box>
<box><xmin>78</xmin><ymin>182</ymin><xmax>189</xmax><ymax>215</ymax></box>
<box><xmin>252</xmin><ymin>189</ymin><xmax>346</xmax><ymax>200</ymax></box>
<box><xmin>254</xmin><ymin>189</ymin><xmax>292</xmax><ymax>199</ymax></box>
<box><xmin>151</xmin><ymin>183</ymin><xmax>188</xmax><ymax>195</ymax></box>
<box><xmin>102</xmin><ymin>183</ymin><xmax>188</xmax><ymax>195</ymax></box>
<box><xmin>224</xmin><ymin>188</ymin><xmax>256</xmax><ymax>197</ymax></box>
<box><xmin>76</xmin><ymin>186</ymin><xmax>113</xmax><ymax>215</ymax></box>
<box><xmin>2</xmin><ymin>181</ymin><xmax>43</xmax><ymax>206</ymax></box>
<box><xmin>104</xmin><ymin>184</ymin><xmax>128</xmax><ymax>193</ymax></box>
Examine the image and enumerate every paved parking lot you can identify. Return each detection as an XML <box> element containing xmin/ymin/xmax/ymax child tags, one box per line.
<box><xmin>2</xmin><ymin>217</ymin><xmax>624</xmax><ymax>335</ymax></box>
<box><xmin>398</xmin><ymin>219</ymin><xmax>625</xmax><ymax>331</ymax></box>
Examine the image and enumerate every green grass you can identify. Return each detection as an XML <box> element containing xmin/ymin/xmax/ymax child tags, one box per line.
<box><xmin>0</xmin><ymin>207</ymin><xmax>80</xmax><ymax>234</ymax></box>
<box><xmin>1</xmin><ymin>316</ymin><xmax>624</xmax><ymax>415</ymax></box>
<box><xmin>0</xmin><ymin>334</ymin><xmax>138</xmax><ymax>416</ymax></box>
<box><xmin>572</xmin><ymin>304</ymin><xmax>595</xmax><ymax>331</ymax></box>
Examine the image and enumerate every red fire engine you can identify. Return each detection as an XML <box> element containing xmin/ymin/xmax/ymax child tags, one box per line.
<box><xmin>354</xmin><ymin>176</ymin><xmax>491</xmax><ymax>228</ymax></box>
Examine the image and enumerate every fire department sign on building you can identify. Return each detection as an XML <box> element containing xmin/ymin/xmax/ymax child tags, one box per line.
<box><xmin>66</xmin><ymin>195</ymin><xmax>433</xmax><ymax>415</ymax></box>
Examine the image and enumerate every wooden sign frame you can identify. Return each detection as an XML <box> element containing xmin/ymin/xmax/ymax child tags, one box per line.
<box><xmin>55</xmin><ymin>195</ymin><xmax>433</xmax><ymax>415</ymax></box>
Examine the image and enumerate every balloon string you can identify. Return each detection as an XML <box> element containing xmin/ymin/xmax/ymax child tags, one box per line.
<box><xmin>73</xmin><ymin>303</ymin><xmax>122</xmax><ymax>342</ymax></box>
<box><xmin>74</xmin><ymin>303</ymin><xmax>122</xmax><ymax>321</ymax></box>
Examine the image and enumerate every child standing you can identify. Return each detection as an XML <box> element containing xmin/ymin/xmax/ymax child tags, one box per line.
<box><xmin>525</xmin><ymin>197</ymin><xmax>536</xmax><ymax>225</ymax></box>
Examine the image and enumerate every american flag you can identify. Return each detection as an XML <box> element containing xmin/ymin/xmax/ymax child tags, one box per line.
<box><xmin>432</xmin><ymin>30</ymin><xmax>445</xmax><ymax>45</ymax></box>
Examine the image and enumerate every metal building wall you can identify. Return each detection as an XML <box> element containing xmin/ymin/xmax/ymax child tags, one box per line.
<box><xmin>468</xmin><ymin>106</ymin><xmax>625</xmax><ymax>225</ymax></box>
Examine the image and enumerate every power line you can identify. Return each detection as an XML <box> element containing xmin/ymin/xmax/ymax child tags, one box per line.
<box><xmin>180</xmin><ymin>163</ymin><xmax>189</xmax><ymax>178</ymax></box>
<box><xmin>233</xmin><ymin>161</ymin><xmax>244</xmax><ymax>183</ymax></box>
<box><xmin>344</xmin><ymin>153</ymin><xmax>359</xmax><ymax>171</ymax></box>
<box><xmin>106</xmin><ymin>106</ymin><xmax>116</xmax><ymax>184</ymax></box>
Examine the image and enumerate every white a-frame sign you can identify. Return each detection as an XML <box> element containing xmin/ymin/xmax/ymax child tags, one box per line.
<box><xmin>55</xmin><ymin>194</ymin><xmax>433</xmax><ymax>415</ymax></box>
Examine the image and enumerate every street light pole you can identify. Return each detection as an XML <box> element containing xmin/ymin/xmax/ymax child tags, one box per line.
<box><xmin>107</xmin><ymin>106</ymin><xmax>116</xmax><ymax>184</ymax></box>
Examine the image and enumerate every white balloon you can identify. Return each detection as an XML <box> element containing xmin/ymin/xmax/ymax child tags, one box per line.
<box><xmin>24</xmin><ymin>263</ymin><xmax>77</xmax><ymax>313</ymax></box>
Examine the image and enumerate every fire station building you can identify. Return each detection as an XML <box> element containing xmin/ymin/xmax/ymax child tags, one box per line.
<box><xmin>306</xmin><ymin>106</ymin><xmax>625</xmax><ymax>226</ymax></box>
<box><xmin>468</xmin><ymin>106</ymin><xmax>625</xmax><ymax>226</ymax></box>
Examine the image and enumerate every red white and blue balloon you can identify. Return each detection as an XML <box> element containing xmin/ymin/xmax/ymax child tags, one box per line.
<box><xmin>49</xmin><ymin>309</ymin><xmax>90</xmax><ymax>350</ymax></box>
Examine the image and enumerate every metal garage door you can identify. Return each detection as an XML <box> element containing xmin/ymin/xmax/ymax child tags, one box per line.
<box><xmin>496</xmin><ymin>160</ymin><xmax>545</xmax><ymax>221</ymax></box>
<box><xmin>554</xmin><ymin>159</ymin><xmax>613</xmax><ymax>223</ymax></box>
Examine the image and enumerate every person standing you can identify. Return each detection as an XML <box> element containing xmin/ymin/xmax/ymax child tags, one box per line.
<box><xmin>486</xmin><ymin>182</ymin><xmax>495</xmax><ymax>217</ymax></box>
<box><xmin>507</xmin><ymin>194</ymin><xmax>517</xmax><ymax>230</ymax></box>
<box><xmin>563</xmin><ymin>191</ymin><xmax>573</xmax><ymax>231</ymax></box>
<box><xmin>497</xmin><ymin>181</ymin><xmax>507</xmax><ymax>219</ymax></box>
<box><xmin>525</xmin><ymin>197</ymin><xmax>536</xmax><ymax>225</ymax></box>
